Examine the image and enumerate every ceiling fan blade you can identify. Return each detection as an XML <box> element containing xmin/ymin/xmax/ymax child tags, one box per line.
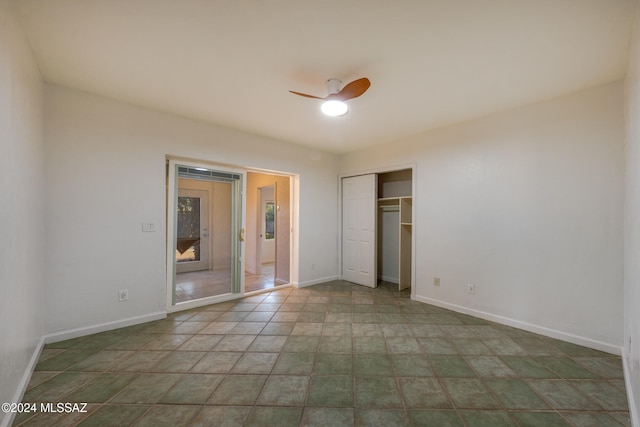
<box><xmin>333</xmin><ymin>77</ymin><xmax>370</xmax><ymax>101</ymax></box>
<box><xmin>289</xmin><ymin>90</ymin><xmax>325</xmax><ymax>100</ymax></box>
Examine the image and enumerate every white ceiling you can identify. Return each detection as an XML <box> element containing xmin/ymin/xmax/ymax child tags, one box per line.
<box><xmin>10</xmin><ymin>0</ymin><xmax>638</xmax><ymax>153</ymax></box>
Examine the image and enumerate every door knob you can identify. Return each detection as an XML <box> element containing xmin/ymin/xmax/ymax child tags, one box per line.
<box><xmin>239</xmin><ymin>228</ymin><xmax>245</xmax><ymax>242</ymax></box>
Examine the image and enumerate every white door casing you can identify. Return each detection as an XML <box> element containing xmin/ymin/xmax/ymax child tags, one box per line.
<box><xmin>342</xmin><ymin>174</ymin><xmax>377</xmax><ymax>288</ymax></box>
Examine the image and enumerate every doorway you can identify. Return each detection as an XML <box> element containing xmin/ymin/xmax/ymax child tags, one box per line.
<box><xmin>167</xmin><ymin>160</ymin><xmax>297</xmax><ymax>312</ymax></box>
<box><xmin>245</xmin><ymin>172</ymin><xmax>291</xmax><ymax>293</ymax></box>
<box><xmin>167</xmin><ymin>161</ymin><xmax>244</xmax><ymax>308</ymax></box>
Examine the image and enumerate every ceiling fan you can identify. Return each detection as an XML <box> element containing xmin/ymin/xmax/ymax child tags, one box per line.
<box><xmin>289</xmin><ymin>77</ymin><xmax>371</xmax><ymax>116</ymax></box>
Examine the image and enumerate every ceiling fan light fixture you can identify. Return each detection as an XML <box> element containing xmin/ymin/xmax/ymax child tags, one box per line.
<box><xmin>321</xmin><ymin>100</ymin><xmax>349</xmax><ymax>117</ymax></box>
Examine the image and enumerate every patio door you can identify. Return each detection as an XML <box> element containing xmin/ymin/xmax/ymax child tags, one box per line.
<box><xmin>167</xmin><ymin>160</ymin><xmax>245</xmax><ymax>309</ymax></box>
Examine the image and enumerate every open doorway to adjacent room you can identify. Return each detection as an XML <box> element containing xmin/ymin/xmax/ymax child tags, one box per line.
<box><xmin>167</xmin><ymin>159</ymin><xmax>295</xmax><ymax>312</ymax></box>
<box><xmin>245</xmin><ymin>171</ymin><xmax>291</xmax><ymax>293</ymax></box>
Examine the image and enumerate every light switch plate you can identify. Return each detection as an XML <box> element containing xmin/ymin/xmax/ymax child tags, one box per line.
<box><xmin>142</xmin><ymin>222</ymin><xmax>156</xmax><ymax>232</ymax></box>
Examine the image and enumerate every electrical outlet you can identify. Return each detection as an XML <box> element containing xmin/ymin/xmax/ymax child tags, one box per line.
<box><xmin>434</xmin><ymin>277</ymin><xmax>440</xmax><ymax>287</ymax></box>
<box><xmin>118</xmin><ymin>289</ymin><xmax>129</xmax><ymax>302</ymax></box>
<box><xmin>467</xmin><ymin>283</ymin><xmax>475</xmax><ymax>294</ymax></box>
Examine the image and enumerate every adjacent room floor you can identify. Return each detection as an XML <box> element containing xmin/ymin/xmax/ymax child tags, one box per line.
<box><xmin>14</xmin><ymin>281</ymin><xmax>630</xmax><ymax>426</ymax></box>
<box><xmin>175</xmin><ymin>263</ymin><xmax>276</xmax><ymax>302</ymax></box>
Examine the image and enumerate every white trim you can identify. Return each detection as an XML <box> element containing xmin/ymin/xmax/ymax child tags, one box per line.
<box><xmin>294</xmin><ymin>275</ymin><xmax>340</xmax><ymax>288</ymax></box>
<box><xmin>240</xmin><ymin>169</ymin><xmax>247</xmax><ymax>294</ymax></box>
<box><xmin>44</xmin><ymin>312</ymin><xmax>166</xmax><ymax>344</ymax></box>
<box><xmin>291</xmin><ymin>175</ymin><xmax>300</xmax><ymax>289</ymax></box>
<box><xmin>44</xmin><ymin>311</ymin><xmax>167</xmax><ymax>344</ymax></box>
<box><xmin>166</xmin><ymin>159</ymin><xmax>178</xmax><ymax>308</ymax></box>
<box><xmin>623</xmin><ymin>353</ymin><xmax>640</xmax><ymax>427</ymax></box>
<box><xmin>1</xmin><ymin>337</ymin><xmax>46</xmax><ymax>427</ymax></box>
<box><xmin>414</xmin><ymin>295</ymin><xmax>622</xmax><ymax>355</ymax></box>
<box><xmin>380</xmin><ymin>275</ymin><xmax>399</xmax><ymax>284</ymax></box>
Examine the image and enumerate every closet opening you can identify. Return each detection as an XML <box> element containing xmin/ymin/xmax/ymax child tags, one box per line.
<box><xmin>341</xmin><ymin>167</ymin><xmax>414</xmax><ymax>291</ymax></box>
<box><xmin>377</xmin><ymin>169</ymin><xmax>413</xmax><ymax>290</ymax></box>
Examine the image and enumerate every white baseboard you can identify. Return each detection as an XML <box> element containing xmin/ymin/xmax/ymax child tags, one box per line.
<box><xmin>414</xmin><ymin>295</ymin><xmax>622</xmax><ymax>355</ymax></box>
<box><xmin>293</xmin><ymin>275</ymin><xmax>339</xmax><ymax>288</ymax></box>
<box><xmin>1</xmin><ymin>337</ymin><xmax>46</xmax><ymax>427</ymax></box>
<box><xmin>275</xmin><ymin>278</ymin><xmax>289</xmax><ymax>286</ymax></box>
<box><xmin>44</xmin><ymin>312</ymin><xmax>167</xmax><ymax>344</ymax></box>
<box><xmin>623</xmin><ymin>353</ymin><xmax>640</xmax><ymax>427</ymax></box>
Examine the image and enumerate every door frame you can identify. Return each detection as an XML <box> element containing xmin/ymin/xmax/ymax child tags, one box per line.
<box><xmin>166</xmin><ymin>158</ymin><xmax>246</xmax><ymax>312</ymax></box>
<box><xmin>338</xmin><ymin>164</ymin><xmax>417</xmax><ymax>298</ymax></box>
<box><xmin>166</xmin><ymin>159</ymin><xmax>300</xmax><ymax>312</ymax></box>
<box><xmin>245</xmin><ymin>169</ymin><xmax>295</xmax><ymax>293</ymax></box>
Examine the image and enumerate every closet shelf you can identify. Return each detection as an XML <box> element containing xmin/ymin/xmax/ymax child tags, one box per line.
<box><xmin>378</xmin><ymin>196</ymin><xmax>411</xmax><ymax>201</ymax></box>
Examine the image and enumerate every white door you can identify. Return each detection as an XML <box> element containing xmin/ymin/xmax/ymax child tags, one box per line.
<box><xmin>342</xmin><ymin>174</ymin><xmax>377</xmax><ymax>288</ymax></box>
<box><xmin>260</xmin><ymin>186</ymin><xmax>276</xmax><ymax>264</ymax></box>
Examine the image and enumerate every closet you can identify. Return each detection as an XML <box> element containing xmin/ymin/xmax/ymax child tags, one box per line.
<box><xmin>341</xmin><ymin>168</ymin><xmax>413</xmax><ymax>290</ymax></box>
<box><xmin>377</xmin><ymin>170</ymin><xmax>412</xmax><ymax>290</ymax></box>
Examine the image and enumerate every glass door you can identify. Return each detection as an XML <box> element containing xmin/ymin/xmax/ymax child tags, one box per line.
<box><xmin>167</xmin><ymin>160</ymin><xmax>245</xmax><ymax>310</ymax></box>
<box><xmin>176</xmin><ymin>189</ymin><xmax>209</xmax><ymax>274</ymax></box>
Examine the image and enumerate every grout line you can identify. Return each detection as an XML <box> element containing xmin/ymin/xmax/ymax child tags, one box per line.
<box><xmin>19</xmin><ymin>281</ymin><xmax>632</xmax><ymax>427</ymax></box>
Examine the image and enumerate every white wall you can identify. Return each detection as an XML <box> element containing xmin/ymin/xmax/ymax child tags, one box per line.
<box><xmin>624</xmin><ymin>4</ymin><xmax>640</xmax><ymax>424</ymax></box>
<box><xmin>44</xmin><ymin>84</ymin><xmax>339</xmax><ymax>335</ymax></box>
<box><xmin>341</xmin><ymin>82</ymin><xmax>625</xmax><ymax>353</ymax></box>
<box><xmin>0</xmin><ymin>1</ymin><xmax>45</xmax><ymax>424</ymax></box>
<box><xmin>378</xmin><ymin>208</ymin><xmax>400</xmax><ymax>282</ymax></box>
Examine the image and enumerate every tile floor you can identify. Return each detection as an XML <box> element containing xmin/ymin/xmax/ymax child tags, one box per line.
<box><xmin>175</xmin><ymin>269</ymin><xmax>233</xmax><ymax>302</ymax></box>
<box><xmin>13</xmin><ymin>281</ymin><xmax>631</xmax><ymax>426</ymax></box>
<box><xmin>175</xmin><ymin>264</ymin><xmax>276</xmax><ymax>302</ymax></box>
<box><xmin>245</xmin><ymin>264</ymin><xmax>276</xmax><ymax>293</ymax></box>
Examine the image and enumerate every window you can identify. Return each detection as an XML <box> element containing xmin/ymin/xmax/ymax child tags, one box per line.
<box><xmin>176</xmin><ymin>196</ymin><xmax>201</xmax><ymax>262</ymax></box>
<box><xmin>265</xmin><ymin>201</ymin><xmax>275</xmax><ymax>239</ymax></box>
